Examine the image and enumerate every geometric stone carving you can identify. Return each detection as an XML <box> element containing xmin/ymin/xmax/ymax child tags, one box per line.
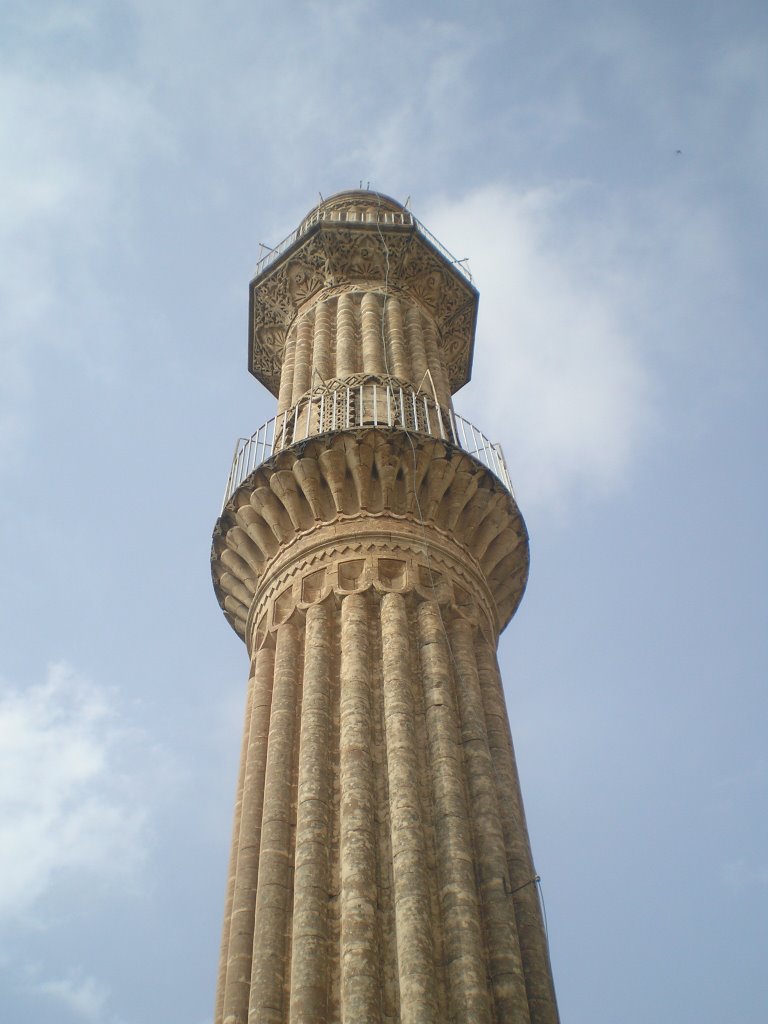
<box><xmin>249</xmin><ymin>192</ymin><xmax>478</xmax><ymax>396</ymax></box>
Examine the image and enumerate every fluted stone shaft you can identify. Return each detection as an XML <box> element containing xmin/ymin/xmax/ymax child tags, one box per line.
<box><xmin>384</xmin><ymin>296</ymin><xmax>410</xmax><ymax>381</ymax></box>
<box><xmin>404</xmin><ymin>305</ymin><xmax>428</xmax><ymax>391</ymax></box>
<box><xmin>421</xmin><ymin>319</ymin><xmax>450</xmax><ymax>408</ymax></box>
<box><xmin>223</xmin><ymin>645</ymin><xmax>275</xmax><ymax>1024</ymax></box>
<box><xmin>278</xmin><ymin>333</ymin><xmax>297</xmax><ymax>415</ymax></box>
<box><xmin>213</xmin><ymin>190</ymin><xmax>559</xmax><ymax>1024</ymax></box>
<box><xmin>475</xmin><ymin>637</ymin><xmax>560</xmax><ymax>1024</ymax></box>
<box><xmin>339</xmin><ymin>592</ymin><xmax>380</xmax><ymax>1023</ymax></box>
<box><xmin>289</xmin><ymin>600</ymin><xmax>333</xmax><ymax>1023</ymax></box>
<box><xmin>417</xmin><ymin>600</ymin><xmax>492</xmax><ymax>1024</ymax></box>
<box><xmin>292</xmin><ymin>318</ymin><xmax>314</xmax><ymax>406</ymax></box>
<box><xmin>249</xmin><ymin>622</ymin><xmax>300</xmax><ymax>1024</ymax></box>
<box><xmin>381</xmin><ymin>592</ymin><xmax>438</xmax><ymax>1024</ymax></box>
<box><xmin>336</xmin><ymin>294</ymin><xmax>357</xmax><ymax>379</ymax></box>
<box><xmin>312</xmin><ymin>302</ymin><xmax>333</xmax><ymax>384</ymax></box>
<box><xmin>361</xmin><ymin>292</ymin><xmax>386</xmax><ymax>376</ymax></box>
<box><xmin>274</xmin><ymin>291</ymin><xmax>454</xmax><ymax>410</ymax></box>
<box><xmin>215</xmin><ymin>663</ymin><xmax>258</xmax><ymax>1024</ymax></box>
<box><xmin>449</xmin><ymin>616</ymin><xmax>530</xmax><ymax>1023</ymax></box>
<box><xmin>214</xmin><ymin>582</ymin><xmax>558</xmax><ymax>1024</ymax></box>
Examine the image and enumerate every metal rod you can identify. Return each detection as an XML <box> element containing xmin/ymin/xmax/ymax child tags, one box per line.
<box><xmin>280</xmin><ymin>410</ymin><xmax>288</xmax><ymax>452</ymax></box>
<box><xmin>437</xmin><ymin>404</ymin><xmax>446</xmax><ymax>441</ymax></box>
<box><xmin>448</xmin><ymin>409</ymin><xmax>458</xmax><ymax>445</ymax></box>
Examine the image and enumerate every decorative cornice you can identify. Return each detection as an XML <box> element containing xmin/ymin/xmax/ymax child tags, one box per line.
<box><xmin>211</xmin><ymin>428</ymin><xmax>528</xmax><ymax>642</ymax></box>
<box><xmin>249</xmin><ymin>222</ymin><xmax>478</xmax><ymax>396</ymax></box>
<box><xmin>243</xmin><ymin>521</ymin><xmax>498</xmax><ymax>653</ymax></box>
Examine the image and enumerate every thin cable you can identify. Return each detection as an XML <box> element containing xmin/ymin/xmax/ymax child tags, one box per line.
<box><xmin>536</xmin><ymin>875</ymin><xmax>550</xmax><ymax>946</ymax></box>
<box><xmin>535</xmin><ymin>873</ymin><xmax>561</xmax><ymax>1017</ymax></box>
<box><xmin>509</xmin><ymin>874</ymin><xmax>539</xmax><ymax>897</ymax></box>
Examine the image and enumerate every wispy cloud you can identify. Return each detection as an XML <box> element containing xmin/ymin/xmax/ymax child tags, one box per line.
<box><xmin>424</xmin><ymin>183</ymin><xmax>653</xmax><ymax>507</ymax></box>
<box><xmin>0</xmin><ymin>663</ymin><xmax>147</xmax><ymax>921</ymax></box>
<box><xmin>36</xmin><ymin>969</ymin><xmax>110</xmax><ymax>1022</ymax></box>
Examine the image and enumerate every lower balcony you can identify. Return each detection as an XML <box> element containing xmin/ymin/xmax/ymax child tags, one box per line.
<box><xmin>221</xmin><ymin>378</ymin><xmax>512</xmax><ymax>509</ymax></box>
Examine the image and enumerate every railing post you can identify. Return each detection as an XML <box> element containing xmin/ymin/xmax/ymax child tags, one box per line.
<box><xmin>448</xmin><ymin>409</ymin><xmax>459</xmax><ymax>445</ymax></box>
<box><xmin>222</xmin><ymin>437</ymin><xmax>242</xmax><ymax>508</ymax></box>
<box><xmin>460</xmin><ymin>416</ymin><xmax>469</xmax><ymax>452</ymax></box>
<box><xmin>233</xmin><ymin>445</ymin><xmax>243</xmax><ymax>495</ymax></box>
<box><xmin>437</xmin><ymin>404</ymin><xmax>446</xmax><ymax>441</ymax></box>
<box><xmin>280</xmin><ymin>410</ymin><xmax>288</xmax><ymax>452</ymax></box>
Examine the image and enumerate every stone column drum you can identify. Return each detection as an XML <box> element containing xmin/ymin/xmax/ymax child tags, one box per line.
<box><xmin>211</xmin><ymin>191</ymin><xmax>559</xmax><ymax>1024</ymax></box>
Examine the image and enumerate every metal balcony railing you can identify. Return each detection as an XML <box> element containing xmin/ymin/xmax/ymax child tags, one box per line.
<box><xmin>254</xmin><ymin>206</ymin><xmax>472</xmax><ymax>283</ymax></box>
<box><xmin>221</xmin><ymin>380</ymin><xmax>512</xmax><ymax>508</ymax></box>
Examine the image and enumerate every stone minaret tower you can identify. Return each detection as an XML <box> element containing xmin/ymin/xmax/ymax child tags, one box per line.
<box><xmin>211</xmin><ymin>191</ymin><xmax>559</xmax><ymax>1024</ymax></box>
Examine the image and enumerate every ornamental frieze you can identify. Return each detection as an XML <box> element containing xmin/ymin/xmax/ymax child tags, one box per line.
<box><xmin>249</xmin><ymin>221</ymin><xmax>478</xmax><ymax>396</ymax></box>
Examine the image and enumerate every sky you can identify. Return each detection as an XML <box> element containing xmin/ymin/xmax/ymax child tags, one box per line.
<box><xmin>1</xmin><ymin>0</ymin><xmax>766</xmax><ymax>1021</ymax></box>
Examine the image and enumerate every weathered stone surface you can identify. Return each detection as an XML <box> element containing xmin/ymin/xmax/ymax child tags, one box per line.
<box><xmin>212</xmin><ymin>192</ymin><xmax>559</xmax><ymax>1024</ymax></box>
<box><xmin>249</xmin><ymin>192</ymin><xmax>478</xmax><ymax>398</ymax></box>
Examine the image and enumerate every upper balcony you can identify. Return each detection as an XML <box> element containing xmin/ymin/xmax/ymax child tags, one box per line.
<box><xmin>221</xmin><ymin>378</ymin><xmax>512</xmax><ymax>510</ymax></box>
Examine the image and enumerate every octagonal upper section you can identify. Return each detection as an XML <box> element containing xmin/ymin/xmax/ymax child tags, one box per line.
<box><xmin>248</xmin><ymin>190</ymin><xmax>479</xmax><ymax>398</ymax></box>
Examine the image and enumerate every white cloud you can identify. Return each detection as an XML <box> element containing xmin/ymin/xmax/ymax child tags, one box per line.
<box><xmin>424</xmin><ymin>183</ymin><xmax>652</xmax><ymax>507</ymax></box>
<box><xmin>0</xmin><ymin>663</ymin><xmax>147</xmax><ymax>921</ymax></box>
<box><xmin>37</xmin><ymin>970</ymin><xmax>110</xmax><ymax>1022</ymax></box>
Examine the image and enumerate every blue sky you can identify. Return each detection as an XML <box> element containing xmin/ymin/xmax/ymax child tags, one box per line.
<box><xmin>1</xmin><ymin>1</ymin><xmax>766</xmax><ymax>1021</ymax></box>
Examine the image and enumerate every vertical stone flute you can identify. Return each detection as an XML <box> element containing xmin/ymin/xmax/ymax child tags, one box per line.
<box><xmin>212</xmin><ymin>190</ymin><xmax>559</xmax><ymax>1024</ymax></box>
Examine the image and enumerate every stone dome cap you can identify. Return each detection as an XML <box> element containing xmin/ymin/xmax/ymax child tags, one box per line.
<box><xmin>298</xmin><ymin>190</ymin><xmax>408</xmax><ymax>232</ymax></box>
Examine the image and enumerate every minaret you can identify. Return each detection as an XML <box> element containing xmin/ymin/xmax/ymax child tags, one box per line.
<box><xmin>211</xmin><ymin>190</ymin><xmax>559</xmax><ymax>1024</ymax></box>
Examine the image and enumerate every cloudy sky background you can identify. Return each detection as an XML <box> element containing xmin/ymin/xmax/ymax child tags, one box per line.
<box><xmin>1</xmin><ymin>1</ymin><xmax>766</xmax><ymax>1021</ymax></box>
